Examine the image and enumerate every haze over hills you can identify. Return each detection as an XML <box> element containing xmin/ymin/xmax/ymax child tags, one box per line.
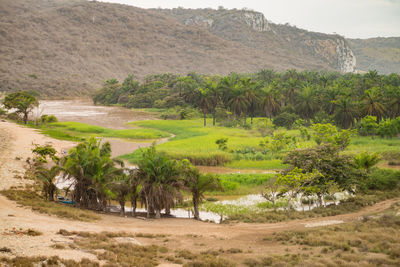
<box><xmin>348</xmin><ymin>37</ymin><xmax>400</xmax><ymax>75</ymax></box>
<box><xmin>0</xmin><ymin>0</ymin><xmax>397</xmax><ymax>96</ymax></box>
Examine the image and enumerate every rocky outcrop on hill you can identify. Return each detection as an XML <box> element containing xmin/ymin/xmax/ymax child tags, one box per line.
<box><xmin>0</xmin><ymin>0</ymin><xmax>382</xmax><ymax>96</ymax></box>
<box><xmin>155</xmin><ymin>8</ymin><xmax>356</xmax><ymax>73</ymax></box>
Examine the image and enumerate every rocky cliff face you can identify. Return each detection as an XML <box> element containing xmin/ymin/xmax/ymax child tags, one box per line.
<box><xmin>156</xmin><ymin>8</ymin><xmax>356</xmax><ymax>73</ymax></box>
<box><xmin>241</xmin><ymin>11</ymin><xmax>271</xmax><ymax>32</ymax></box>
<box><xmin>335</xmin><ymin>39</ymin><xmax>357</xmax><ymax>72</ymax></box>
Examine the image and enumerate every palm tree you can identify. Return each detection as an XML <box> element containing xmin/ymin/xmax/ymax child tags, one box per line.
<box><xmin>333</xmin><ymin>96</ymin><xmax>358</xmax><ymax>129</ymax></box>
<box><xmin>218</xmin><ymin>74</ymin><xmax>239</xmax><ymax>106</ymax></box>
<box><xmin>181</xmin><ymin>160</ymin><xmax>221</xmax><ymax>220</ymax></box>
<box><xmin>241</xmin><ymin>78</ymin><xmax>259</xmax><ymax>124</ymax></box>
<box><xmin>128</xmin><ymin>169</ymin><xmax>141</xmax><ymax>217</ymax></box>
<box><xmin>295</xmin><ymin>85</ymin><xmax>318</xmax><ymax>124</ymax></box>
<box><xmin>35</xmin><ymin>165</ymin><xmax>61</xmax><ymax>201</ymax></box>
<box><xmin>204</xmin><ymin>77</ymin><xmax>220</xmax><ymax>126</ymax></box>
<box><xmin>256</xmin><ymin>69</ymin><xmax>276</xmax><ymax>83</ymax></box>
<box><xmin>227</xmin><ymin>85</ymin><xmax>249</xmax><ymax>123</ymax></box>
<box><xmin>362</xmin><ymin>87</ymin><xmax>386</xmax><ymax>122</ymax></box>
<box><xmin>283</xmin><ymin>78</ymin><xmax>300</xmax><ymax>106</ymax></box>
<box><xmin>354</xmin><ymin>152</ymin><xmax>381</xmax><ymax>173</ymax></box>
<box><xmin>62</xmin><ymin>138</ymin><xmax>123</xmax><ymax>210</ymax></box>
<box><xmin>387</xmin><ymin>85</ymin><xmax>400</xmax><ymax>118</ymax></box>
<box><xmin>197</xmin><ymin>88</ymin><xmax>212</xmax><ymax>127</ymax></box>
<box><xmin>138</xmin><ymin>145</ymin><xmax>184</xmax><ymax>218</ymax></box>
<box><xmin>261</xmin><ymin>84</ymin><xmax>280</xmax><ymax>118</ymax></box>
<box><xmin>109</xmin><ymin>173</ymin><xmax>130</xmax><ymax>215</ymax></box>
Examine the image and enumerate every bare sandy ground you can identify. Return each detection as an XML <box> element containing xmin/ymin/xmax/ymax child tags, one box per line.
<box><xmin>0</xmin><ymin>120</ymin><xmax>398</xmax><ymax>264</ymax></box>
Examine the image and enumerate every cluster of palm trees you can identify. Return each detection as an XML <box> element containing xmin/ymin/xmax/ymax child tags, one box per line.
<box><xmin>34</xmin><ymin>138</ymin><xmax>221</xmax><ymax>220</ymax></box>
<box><xmin>181</xmin><ymin>70</ymin><xmax>400</xmax><ymax>128</ymax></box>
<box><xmin>94</xmin><ymin>69</ymin><xmax>400</xmax><ymax>129</ymax></box>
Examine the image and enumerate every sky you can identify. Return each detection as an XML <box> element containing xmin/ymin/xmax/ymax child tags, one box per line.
<box><xmin>97</xmin><ymin>0</ymin><xmax>400</xmax><ymax>39</ymax></box>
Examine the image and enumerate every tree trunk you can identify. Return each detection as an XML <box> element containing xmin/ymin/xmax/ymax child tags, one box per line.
<box><xmin>251</xmin><ymin>115</ymin><xmax>253</xmax><ymax>125</ymax></box>
<box><xmin>155</xmin><ymin>209</ymin><xmax>161</xmax><ymax>219</ymax></box>
<box><xmin>165</xmin><ymin>206</ymin><xmax>171</xmax><ymax>216</ymax></box>
<box><xmin>145</xmin><ymin>197</ymin><xmax>150</xmax><ymax>218</ymax></box>
<box><xmin>131</xmin><ymin>197</ymin><xmax>137</xmax><ymax>217</ymax></box>
<box><xmin>23</xmin><ymin>112</ymin><xmax>28</xmax><ymax>124</ymax></box>
<box><xmin>203</xmin><ymin>113</ymin><xmax>207</xmax><ymax>126</ymax></box>
<box><xmin>120</xmin><ymin>200</ymin><xmax>125</xmax><ymax>216</ymax></box>
<box><xmin>48</xmin><ymin>187</ymin><xmax>54</xmax><ymax>201</ymax></box>
<box><xmin>287</xmin><ymin>198</ymin><xmax>291</xmax><ymax>217</ymax></box>
<box><xmin>212</xmin><ymin>112</ymin><xmax>216</xmax><ymax>126</ymax></box>
<box><xmin>193</xmin><ymin>195</ymin><xmax>200</xmax><ymax>220</ymax></box>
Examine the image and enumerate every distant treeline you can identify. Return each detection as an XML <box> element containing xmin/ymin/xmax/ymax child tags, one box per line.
<box><xmin>93</xmin><ymin>69</ymin><xmax>400</xmax><ymax>128</ymax></box>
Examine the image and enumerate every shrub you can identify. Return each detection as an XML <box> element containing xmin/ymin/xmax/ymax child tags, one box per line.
<box><xmin>273</xmin><ymin>112</ymin><xmax>299</xmax><ymax>129</ymax></box>
<box><xmin>365</xmin><ymin>169</ymin><xmax>400</xmax><ymax>191</ymax></box>
<box><xmin>40</xmin><ymin>114</ymin><xmax>58</xmax><ymax>124</ymax></box>
<box><xmin>168</xmin><ymin>152</ymin><xmax>233</xmax><ymax>166</ymax></box>
<box><xmin>377</xmin><ymin>119</ymin><xmax>399</xmax><ymax>138</ymax></box>
<box><xmin>358</xmin><ymin>116</ymin><xmax>378</xmax><ymax>136</ymax></box>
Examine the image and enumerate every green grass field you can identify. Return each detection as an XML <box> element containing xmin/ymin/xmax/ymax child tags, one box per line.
<box><xmin>38</xmin><ymin>121</ymin><xmax>170</xmax><ymax>141</ymax></box>
<box><xmin>119</xmin><ymin>118</ymin><xmax>400</xmax><ymax>170</ymax></box>
<box><xmin>31</xmin><ymin>116</ymin><xmax>400</xmax><ymax>172</ymax></box>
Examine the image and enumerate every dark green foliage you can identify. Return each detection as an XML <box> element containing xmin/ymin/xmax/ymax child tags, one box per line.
<box><xmin>283</xmin><ymin>145</ymin><xmax>365</xmax><ymax>191</ymax></box>
<box><xmin>93</xmin><ymin>70</ymin><xmax>400</xmax><ymax>129</ymax></box>
<box><xmin>365</xmin><ymin>169</ymin><xmax>400</xmax><ymax>190</ymax></box>
<box><xmin>39</xmin><ymin>114</ymin><xmax>58</xmax><ymax>124</ymax></box>
<box><xmin>273</xmin><ymin>112</ymin><xmax>299</xmax><ymax>129</ymax></box>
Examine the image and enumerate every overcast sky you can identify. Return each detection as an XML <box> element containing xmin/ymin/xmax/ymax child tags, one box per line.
<box><xmin>98</xmin><ymin>0</ymin><xmax>400</xmax><ymax>39</ymax></box>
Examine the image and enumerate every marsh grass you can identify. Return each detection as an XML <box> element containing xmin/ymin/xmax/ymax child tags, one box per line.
<box><xmin>1</xmin><ymin>189</ymin><xmax>100</xmax><ymax>222</ymax></box>
<box><xmin>267</xmin><ymin>212</ymin><xmax>400</xmax><ymax>266</ymax></box>
<box><xmin>53</xmin><ymin>230</ymin><xmax>234</xmax><ymax>267</ymax></box>
<box><xmin>36</xmin><ymin>121</ymin><xmax>169</xmax><ymax>141</ymax></box>
<box><xmin>226</xmin><ymin>190</ymin><xmax>400</xmax><ymax>223</ymax></box>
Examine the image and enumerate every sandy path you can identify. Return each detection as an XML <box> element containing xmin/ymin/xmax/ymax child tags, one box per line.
<box><xmin>0</xmin><ymin>120</ymin><xmax>398</xmax><ymax>263</ymax></box>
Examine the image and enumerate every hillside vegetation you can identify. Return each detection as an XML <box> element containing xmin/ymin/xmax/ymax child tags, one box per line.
<box><xmin>0</xmin><ymin>0</ymin><xmax>357</xmax><ymax>96</ymax></box>
<box><xmin>349</xmin><ymin>37</ymin><xmax>400</xmax><ymax>74</ymax></box>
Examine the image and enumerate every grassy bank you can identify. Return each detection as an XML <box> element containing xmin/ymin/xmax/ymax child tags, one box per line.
<box><xmin>1</xmin><ymin>188</ymin><xmax>100</xmax><ymax>222</ymax></box>
<box><xmin>122</xmin><ymin>118</ymin><xmax>400</xmax><ymax>170</ymax></box>
<box><xmin>36</xmin><ymin>121</ymin><xmax>170</xmax><ymax>141</ymax></box>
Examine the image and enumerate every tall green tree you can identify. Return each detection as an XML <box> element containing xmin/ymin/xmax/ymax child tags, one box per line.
<box><xmin>35</xmin><ymin>165</ymin><xmax>61</xmax><ymax>201</ymax></box>
<box><xmin>260</xmin><ymin>84</ymin><xmax>280</xmax><ymax>118</ymax></box>
<box><xmin>362</xmin><ymin>87</ymin><xmax>386</xmax><ymax>121</ymax></box>
<box><xmin>138</xmin><ymin>145</ymin><xmax>184</xmax><ymax>218</ymax></box>
<box><xmin>181</xmin><ymin>160</ymin><xmax>221</xmax><ymax>220</ymax></box>
<box><xmin>333</xmin><ymin>96</ymin><xmax>358</xmax><ymax>128</ymax></box>
<box><xmin>62</xmin><ymin>138</ymin><xmax>123</xmax><ymax>210</ymax></box>
<box><xmin>295</xmin><ymin>85</ymin><xmax>318</xmax><ymax>124</ymax></box>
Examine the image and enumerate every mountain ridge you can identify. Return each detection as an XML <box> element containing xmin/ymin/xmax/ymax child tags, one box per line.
<box><xmin>0</xmin><ymin>0</ymin><xmax>397</xmax><ymax>96</ymax></box>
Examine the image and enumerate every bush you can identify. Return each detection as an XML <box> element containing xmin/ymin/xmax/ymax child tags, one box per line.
<box><xmin>377</xmin><ymin>119</ymin><xmax>399</xmax><ymax>138</ymax></box>
<box><xmin>273</xmin><ymin>112</ymin><xmax>299</xmax><ymax>129</ymax></box>
<box><xmin>358</xmin><ymin>116</ymin><xmax>378</xmax><ymax>136</ymax></box>
<box><xmin>40</xmin><ymin>114</ymin><xmax>58</xmax><ymax>124</ymax></box>
<box><xmin>168</xmin><ymin>152</ymin><xmax>233</xmax><ymax>166</ymax></box>
<box><xmin>365</xmin><ymin>169</ymin><xmax>400</xmax><ymax>191</ymax></box>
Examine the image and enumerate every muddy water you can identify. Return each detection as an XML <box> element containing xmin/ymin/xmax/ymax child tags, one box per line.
<box><xmin>38</xmin><ymin>99</ymin><xmax>157</xmax><ymax>129</ymax></box>
<box><xmin>37</xmin><ymin>99</ymin><xmax>163</xmax><ymax>158</ymax></box>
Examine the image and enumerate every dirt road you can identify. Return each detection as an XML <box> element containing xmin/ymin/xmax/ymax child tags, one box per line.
<box><xmin>0</xmin><ymin>120</ymin><xmax>398</xmax><ymax>263</ymax></box>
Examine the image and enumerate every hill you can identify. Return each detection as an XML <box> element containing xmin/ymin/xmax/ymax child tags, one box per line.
<box><xmin>0</xmin><ymin>0</ymin><xmax>356</xmax><ymax>96</ymax></box>
<box><xmin>348</xmin><ymin>37</ymin><xmax>400</xmax><ymax>74</ymax></box>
